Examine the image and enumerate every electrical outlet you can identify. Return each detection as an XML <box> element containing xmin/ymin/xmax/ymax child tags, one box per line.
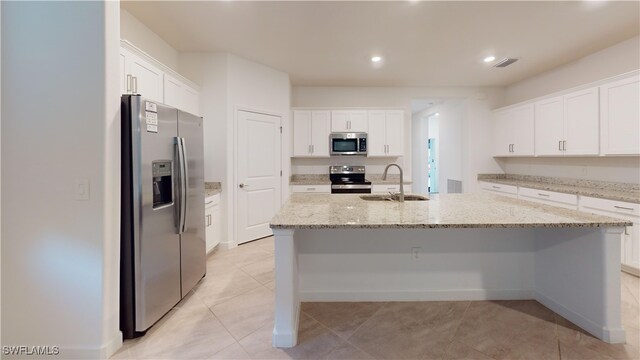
<box><xmin>411</xmin><ymin>247</ymin><xmax>421</xmax><ymax>261</ymax></box>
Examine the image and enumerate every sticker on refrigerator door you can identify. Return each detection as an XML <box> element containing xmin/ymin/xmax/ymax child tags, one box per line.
<box><xmin>145</xmin><ymin>111</ymin><xmax>158</xmax><ymax>125</ymax></box>
<box><xmin>145</xmin><ymin>102</ymin><xmax>157</xmax><ymax>112</ymax></box>
<box><xmin>146</xmin><ymin>124</ymin><xmax>158</xmax><ymax>133</ymax></box>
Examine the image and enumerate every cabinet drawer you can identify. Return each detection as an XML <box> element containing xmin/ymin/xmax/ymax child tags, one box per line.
<box><xmin>579</xmin><ymin>196</ymin><xmax>639</xmax><ymax>217</ymax></box>
<box><xmin>205</xmin><ymin>193</ymin><xmax>221</xmax><ymax>208</ymax></box>
<box><xmin>373</xmin><ymin>184</ymin><xmax>401</xmax><ymax>193</ymax></box>
<box><xmin>479</xmin><ymin>181</ymin><xmax>518</xmax><ymax>195</ymax></box>
<box><xmin>291</xmin><ymin>185</ymin><xmax>330</xmax><ymax>193</ymax></box>
<box><xmin>518</xmin><ymin>187</ymin><xmax>578</xmax><ymax>208</ymax></box>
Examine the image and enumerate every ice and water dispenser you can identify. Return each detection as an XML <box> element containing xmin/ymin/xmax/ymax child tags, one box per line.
<box><xmin>152</xmin><ymin>160</ymin><xmax>173</xmax><ymax>208</ymax></box>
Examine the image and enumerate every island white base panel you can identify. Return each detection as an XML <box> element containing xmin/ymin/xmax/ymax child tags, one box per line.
<box><xmin>272</xmin><ymin>227</ymin><xmax>624</xmax><ymax>348</ymax></box>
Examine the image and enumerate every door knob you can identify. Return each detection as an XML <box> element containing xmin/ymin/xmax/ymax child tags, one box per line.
<box><xmin>239</xmin><ymin>183</ymin><xmax>249</xmax><ymax>189</ymax></box>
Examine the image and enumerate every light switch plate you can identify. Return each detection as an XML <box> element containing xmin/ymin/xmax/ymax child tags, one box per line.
<box><xmin>75</xmin><ymin>178</ymin><xmax>90</xmax><ymax>201</ymax></box>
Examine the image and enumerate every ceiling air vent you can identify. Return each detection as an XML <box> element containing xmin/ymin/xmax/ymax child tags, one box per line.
<box><xmin>494</xmin><ymin>58</ymin><xmax>519</xmax><ymax>68</ymax></box>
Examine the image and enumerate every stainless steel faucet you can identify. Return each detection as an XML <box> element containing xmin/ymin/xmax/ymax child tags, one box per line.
<box><xmin>382</xmin><ymin>163</ymin><xmax>404</xmax><ymax>202</ymax></box>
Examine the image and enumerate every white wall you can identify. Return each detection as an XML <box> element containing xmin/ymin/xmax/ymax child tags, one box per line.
<box><xmin>2</xmin><ymin>1</ymin><xmax>121</xmax><ymax>358</ymax></box>
<box><xmin>178</xmin><ymin>53</ymin><xmax>291</xmax><ymax>248</ymax></box>
<box><xmin>292</xmin><ymin>87</ymin><xmax>504</xmax><ymax>193</ymax></box>
<box><xmin>120</xmin><ymin>8</ymin><xmax>179</xmax><ymax>72</ymax></box>
<box><xmin>503</xmin><ymin>35</ymin><xmax>640</xmax><ymax>106</ymax></box>
<box><xmin>498</xmin><ymin>35</ymin><xmax>640</xmax><ymax>184</ymax></box>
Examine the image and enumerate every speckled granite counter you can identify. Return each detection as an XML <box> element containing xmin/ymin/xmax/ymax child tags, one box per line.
<box><xmin>290</xmin><ymin>174</ymin><xmax>412</xmax><ymax>185</ymax></box>
<box><xmin>478</xmin><ymin>174</ymin><xmax>640</xmax><ymax>204</ymax></box>
<box><xmin>205</xmin><ymin>182</ymin><xmax>221</xmax><ymax>197</ymax></box>
<box><xmin>270</xmin><ymin>193</ymin><xmax>629</xmax><ymax>229</ymax></box>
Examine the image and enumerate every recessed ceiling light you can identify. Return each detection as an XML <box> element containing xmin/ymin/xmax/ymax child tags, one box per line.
<box><xmin>483</xmin><ymin>56</ymin><xmax>496</xmax><ymax>63</ymax></box>
<box><xmin>371</xmin><ymin>56</ymin><xmax>382</xmax><ymax>63</ymax></box>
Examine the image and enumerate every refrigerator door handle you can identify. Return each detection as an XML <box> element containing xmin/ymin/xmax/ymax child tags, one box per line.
<box><xmin>175</xmin><ymin>137</ymin><xmax>187</xmax><ymax>234</ymax></box>
<box><xmin>180</xmin><ymin>138</ymin><xmax>189</xmax><ymax>234</ymax></box>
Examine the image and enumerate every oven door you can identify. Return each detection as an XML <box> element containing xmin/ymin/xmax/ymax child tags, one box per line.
<box><xmin>331</xmin><ymin>138</ymin><xmax>359</xmax><ymax>155</ymax></box>
<box><xmin>331</xmin><ymin>184</ymin><xmax>372</xmax><ymax>194</ymax></box>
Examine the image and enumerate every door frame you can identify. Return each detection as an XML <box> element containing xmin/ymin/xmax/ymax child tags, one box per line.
<box><xmin>233</xmin><ymin>106</ymin><xmax>284</xmax><ymax>246</ymax></box>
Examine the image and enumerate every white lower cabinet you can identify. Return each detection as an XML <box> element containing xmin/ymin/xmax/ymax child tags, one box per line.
<box><xmin>478</xmin><ymin>181</ymin><xmax>518</xmax><ymax>199</ymax></box>
<box><xmin>517</xmin><ymin>187</ymin><xmax>578</xmax><ymax>210</ymax></box>
<box><xmin>291</xmin><ymin>185</ymin><xmax>331</xmax><ymax>193</ymax></box>
<box><xmin>579</xmin><ymin>196</ymin><xmax>639</xmax><ymax>275</ymax></box>
<box><xmin>205</xmin><ymin>194</ymin><xmax>221</xmax><ymax>254</ymax></box>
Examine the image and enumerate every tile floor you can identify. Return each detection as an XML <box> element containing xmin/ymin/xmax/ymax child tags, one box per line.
<box><xmin>112</xmin><ymin>236</ymin><xmax>640</xmax><ymax>360</ymax></box>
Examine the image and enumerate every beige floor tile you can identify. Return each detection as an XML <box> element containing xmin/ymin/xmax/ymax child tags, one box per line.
<box><xmin>622</xmin><ymin>284</ymin><xmax>640</xmax><ymax>330</ymax></box>
<box><xmin>210</xmin><ymin>343</ymin><xmax>252</xmax><ymax>359</ymax></box>
<box><xmin>195</xmin><ymin>267</ymin><xmax>263</xmax><ymax>308</ymax></box>
<box><xmin>444</xmin><ymin>341</ymin><xmax>494</xmax><ymax>360</ymax></box>
<box><xmin>463</xmin><ymin>300</ymin><xmax>554</xmax><ymax>328</ymax></box>
<box><xmin>557</xmin><ymin>314</ymin><xmax>640</xmax><ymax>360</ymax></box>
<box><xmin>301</xmin><ymin>302</ymin><xmax>385</xmax><ymax>340</ymax></box>
<box><xmin>321</xmin><ymin>342</ymin><xmax>374</xmax><ymax>360</ymax></box>
<box><xmin>239</xmin><ymin>313</ymin><xmax>344</xmax><ymax>359</ymax></box>
<box><xmin>348</xmin><ymin>303</ymin><xmax>452</xmax><ymax>359</ymax></box>
<box><xmin>491</xmin><ymin>320</ymin><xmax>559</xmax><ymax>360</ymax></box>
<box><xmin>127</xmin><ymin>304</ymin><xmax>237</xmax><ymax>359</ymax></box>
<box><xmin>622</xmin><ymin>272</ymin><xmax>640</xmax><ymax>304</ymax></box>
<box><xmin>264</xmin><ymin>280</ymin><xmax>276</xmax><ymax>291</ymax></box>
<box><xmin>454</xmin><ymin>316</ymin><xmax>519</xmax><ymax>359</ymax></box>
<box><xmin>110</xmin><ymin>344</ymin><xmax>135</xmax><ymax>360</ymax></box>
<box><xmin>207</xmin><ymin>243</ymin><xmax>272</xmax><ymax>271</ymax></box>
<box><xmin>559</xmin><ymin>340</ymin><xmax>615</xmax><ymax>360</ymax></box>
<box><xmin>211</xmin><ymin>286</ymin><xmax>275</xmax><ymax>340</ymax></box>
<box><xmin>252</xmin><ymin>236</ymin><xmax>275</xmax><ymax>253</ymax></box>
<box><xmin>241</xmin><ymin>255</ymin><xmax>275</xmax><ymax>285</ymax></box>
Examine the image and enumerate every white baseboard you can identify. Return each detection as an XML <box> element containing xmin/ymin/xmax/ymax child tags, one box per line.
<box><xmin>299</xmin><ymin>289</ymin><xmax>533</xmax><ymax>302</ymax></box>
<box><xmin>53</xmin><ymin>331</ymin><xmax>122</xmax><ymax>359</ymax></box>
<box><xmin>535</xmin><ymin>291</ymin><xmax>626</xmax><ymax>344</ymax></box>
<box><xmin>622</xmin><ymin>264</ymin><xmax>640</xmax><ymax>277</ymax></box>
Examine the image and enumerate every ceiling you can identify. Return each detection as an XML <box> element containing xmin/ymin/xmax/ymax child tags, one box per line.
<box><xmin>121</xmin><ymin>1</ymin><xmax>640</xmax><ymax>87</ymax></box>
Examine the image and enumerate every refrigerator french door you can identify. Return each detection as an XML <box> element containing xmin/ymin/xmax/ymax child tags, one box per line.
<box><xmin>120</xmin><ymin>95</ymin><xmax>205</xmax><ymax>339</ymax></box>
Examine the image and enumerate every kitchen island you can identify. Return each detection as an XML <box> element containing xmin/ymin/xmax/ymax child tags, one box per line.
<box><xmin>269</xmin><ymin>193</ymin><xmax>631</xmax><ymax>347</ymax></box>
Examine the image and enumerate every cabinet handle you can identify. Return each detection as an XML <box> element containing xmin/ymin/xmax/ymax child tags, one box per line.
<box><xmin>306</xmin><ymin>187</ymin><xmax>316</xmax><ymax>191</ymax></box>
<box><xmin>558</xmin><ymin>140</ymin><xmax>562</xmax><ymax>151</ymax></box>
<box><xmin>625</xmin><ymin>226</ymin><xmax>630</xmax><ymax>236</ymax></box>
<box><xmin>205</xmin><ymin>201</ymin><xmax>213</xmax><ymax>205</ymax></box>
<box><xmin>308</xmin><ymin>145</ymin><xmax>312</xmax><ymax>154</ymax></box>
<box><xmin>347</xmin><ymin>120</ymin><xmax>351</xmax><ymax>130</ymax></box>
<box><xmin>537</xmin><ymin>193</ymin><xmax>550</xmax><ymax>197</ymax></box>
<box><xmin>312</xmin><ymin>144</ymin><xmax>314</xmax><ymax>153</ymax></box>
<box><xmin>126</xmin><ymin>74</ymin><xmax>132</xmax><ymax>93</ymax></box>
<box><xmin>563</xmin><ymin>140</ymin><xmax>567</xmax><ymax>151</ymax></box>
<box><xmin>614</xmin><ymin>205</ymin><xmax>634</xmax><ymax>211</ymax></box>
<box><xmin>492</xmin><ymin>186</ymin><xmax>501</xmax><ymax>189</ymax></box>
<box><xmin>132</xmin><ymin>76</ymin><xmax>138</xmax><ymax>94</ymax></box>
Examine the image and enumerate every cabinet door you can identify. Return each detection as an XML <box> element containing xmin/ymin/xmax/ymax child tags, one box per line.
<box><xmin>163</xmin><ymin>74</ymin><xmax>183</xmax><ymax>109</ymax></box>
<box><xmin>626</xmin><ymin>222</ymin><xmax>640</xmax><ymax>271</ymax></box>
<box><xmin>512</xmin><ymin>104</ymin><xmax>535</xmax><ymax>156</ymax></box>
<box><xmin>348</xmin><ymin>111</ymin><xmax>368</xmax><ymax>132</ymax></box>
<box><xmin>386</xmin><ymin>110</ymin><xmax>404</xmax><ymax>156</ymax></box>
<box><xmin>120</xmin><ymin>49</ymin><xmax>129</xmax><ymax>95</ymax></box>
<box><xmin>493</xmin><ymin>110</ymin><xmax>511</xmax><ymax>156</ymax></box>
<box><xmin>183</xmin><ymin>85</ymin><xmax>200</xmax><ymax>116</ymax></box>
<box><xmin>367</xmin><ymin>111</ymin><xmax>387</xmax><ymax>156</ymax></box>
<box><xmin>292</xmin><ymin>111</ymin><xmax>312</xmax><ymax>157</ymax></box>
<box><xmin>331</xmin><ymin>111</ymin><xmax>349</xmax><ymax>132</ymax></box>
<box><xmin>129</xmin><ymin>53</ymin><xmax>164</xmax><ymax>103</ymax></box>
<box><xmin>600</xmin><ymin>76</ymin><xmax>640</xmax><ymax>155</ymax></box>
<box><xmin>564</xmin><ymin>87</ymin><xmax>599</xmax><ymax>155</ymax></box>
<box><xmin>310</xmin><ymin>111</ymin><xmax>331</xmax><ymax>157</ymax></box>
<box><xmin>535</xmin><ymin>96</ymin><xmax>564</xmax><ymax>156</ymax></box>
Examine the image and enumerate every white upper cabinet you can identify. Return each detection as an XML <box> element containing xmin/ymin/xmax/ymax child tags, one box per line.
<box><xmin>292</xmin><ymin>110</ymin><xmax>330</xmax><ymax>157</ymax></box>
<box><xmin>564</xmin><ymin>87</ymin><xmax>599</xmax><ymax>155</ymax></box>
<box><xmin>534</xmin><ymin>87</ymin><xmax>599</xmax><ymax>156</ymax></box>
<box><xmin>331</xmin><ymin>111</ymin><xmax>368</xmax><ymax>132</ymax></box>
<box><xmin>368</xmin><ymin>110</ymin><xmax>404</xmax><ymax>157</ymax></box>
<box><xmin>600</xmin><ymin>75</ymin><xmax>640</xmax><ymax>155</ymax></box>
<box><xmin>121</xmin><ymin>41</ymin><xmax>200</xmax><ymax>115</ymax></box>
<box><xmin>493</xmin><ymin>104</ymin><xmax>534</xmax><ymax>156</ymax></box>
<box><xmin>164</xmin><ymin>74</ymin><xmax>201</xmax><ymax>116</ymax></box>
<box><xmin>535</xmin><ymin>96</ymin><xmax>564</xmax><ymax>156</ymax></box>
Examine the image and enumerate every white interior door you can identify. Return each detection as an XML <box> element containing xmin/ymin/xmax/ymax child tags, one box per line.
<box><xmin>237</xmin><ymin>110</ymin><xmax>282</xmax><ymax>244</ymax></box>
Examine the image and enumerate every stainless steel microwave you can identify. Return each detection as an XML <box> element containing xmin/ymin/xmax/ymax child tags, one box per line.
<box><xmin>330</xmin><ymin>133</ymin><xmax>367</xmax><ymax>156</ymax></box>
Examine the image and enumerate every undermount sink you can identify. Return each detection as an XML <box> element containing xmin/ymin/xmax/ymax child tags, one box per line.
<box><xmin>360</xmin><ymin>194</ymin><xmax>429</xmax><ymax>202</ymax></box>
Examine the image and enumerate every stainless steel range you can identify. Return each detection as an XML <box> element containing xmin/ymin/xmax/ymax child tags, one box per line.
<box><xmin>329</xmin><ymin>165</ymin><xmax>372</xmax><ymax>194</ymax></box>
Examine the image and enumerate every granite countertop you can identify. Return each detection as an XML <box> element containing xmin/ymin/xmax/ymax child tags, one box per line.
<box><xmin>477</xmin><ymin>174</ymin><xmax>640</xmax><ymax>204</ymax></box>
<box><xmin>205</xmin><ymin>182</ymin><xmax>222</xmax><ymax>197</ymax></box>
<box><xmin>270</xmin><ymin>193</ymin><xmax>630</xmax><ymax>229</ymax></box>
<box><xmin>290</xmin><ymin>174</ymin><xmax>413</xmax><ymax>185</ymax></box>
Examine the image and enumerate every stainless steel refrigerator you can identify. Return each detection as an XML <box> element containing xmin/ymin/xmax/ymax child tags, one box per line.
<box><xmin>120</xmin><ymin>95</ymin><xmax>206</xmax><ymax>339</ymax></box>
